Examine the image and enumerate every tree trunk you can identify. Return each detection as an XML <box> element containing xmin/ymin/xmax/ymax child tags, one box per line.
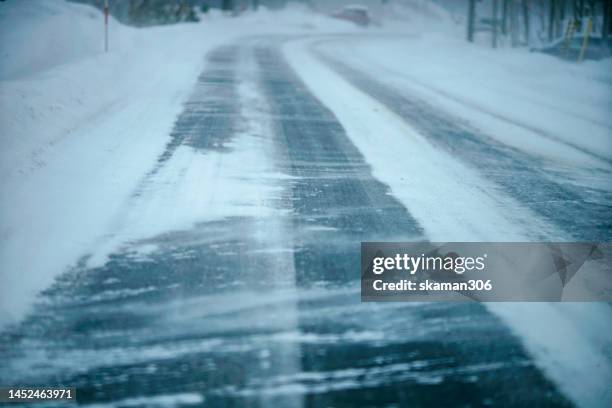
<box><xmin>511</xmin><ymin>0</ymin><xmax>520</xmax><ymax>46</ymax></box>
<box><xmin>548</xmin><ymin>0</ymin><xmax>556</xmax><ymax>41</ymax></box>
<box><xmin>222</xmin><ymin>0</ymin><xmax>233</xmax><ymax>12</ymax></box>
<box><xmin>467</xmin><ymin>0</ymin><xmax>476</xmax><ymax>42</ymax></box>
<box><xmin>523</xmin><ymin>0</ymin><xmax>530</xmax><ymax>44</ymax></box>
<box><xmin>555</xmin><ymin>0</ymin><xmax>563</xmax><ymax>36</ymax></box>
<box><xmin>539</xmin><ymin>0</ymin><xmax>547</xmax><ymax>40</ymax></box>
<box><xmin>559</xmin><ymin>0</ymin><xmax>565</xmax><ymax>22</ymax></box>
<box><xmin>502</xmin><ymin>0</ymin><xmax>510</xmax><ymax>34</ymax></box>
<box><xmin>604</xmin><ymin>0</ymin><xmax>611</xmax><ymax>43</ymax></box>
<box><xmin>493</xmin><ymin>0</ymin><xmax>499</xmax><ymax>47</ymax></box>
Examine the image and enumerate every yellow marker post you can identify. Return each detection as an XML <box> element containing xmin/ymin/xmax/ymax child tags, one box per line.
<box><xmin>578</xmin><ymin>18</ymin><xmax>593</xmax><ymax>63</ymax></box>
<box><xmin>562</xmin><ymin>19</ymin><xmax>576</xmax><ymax>58</ymax></box>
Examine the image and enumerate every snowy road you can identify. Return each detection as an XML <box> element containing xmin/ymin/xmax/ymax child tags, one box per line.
<box><xmin>315</xmin><ymin>41</ymin><xmax>612</xmax><ymax>242</ymax></box>
<box><xmin>1</xmin><ymin>34</ymin><xmax>610</xmax><ymax>407</ymax></box>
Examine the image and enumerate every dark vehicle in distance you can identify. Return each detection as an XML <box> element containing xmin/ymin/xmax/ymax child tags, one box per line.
<box><xmin>331</xmin><ymin>5</ymin><xmax>370</xmax><ymax>27</ymax></box>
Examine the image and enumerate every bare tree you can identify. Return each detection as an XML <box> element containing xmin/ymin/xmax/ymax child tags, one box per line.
<box><xmin>511</xmin><ymin>0</ymin><xmax>520</xmax><ymax>46</ymax></box>
<box><xmin>523</xmin><ymin>0</ymin><xmax>530</xmax><ymax>44</ymax></box>
<box><xmin>604</xmin><ymin>0</ymin><xmax>611</xmax><ymax>43</ymax></box>
<box><xmin>548</xmin><ymin>0</ymin><xmax>557</xmax><ymax>41</ymax></box>
<box><xmin>539</xmin><ymin>0</ymin><xmax>547</xmax><ymax>39</ymax></box>
<box><xmin>467</xmin><ymin>0</ymin><xmax>476</xmax><ymax>42</ymax></box>
<box><xmin>493</xmin><ymin>0</ymin><xmax>499</xmax><ymax>47</ymax></box>
<box><xmin>222</xmin><ymin>0</ymin><xmax>233</xmax><ymax>12</ymax></box>
<box><xmin>502</xmin><ymin>0</ymin><xmax>510</xmax><ymax>34</ymax></box>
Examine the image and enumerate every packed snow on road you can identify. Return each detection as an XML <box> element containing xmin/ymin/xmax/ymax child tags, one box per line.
<box><xmin>1</xmin><ymin>0</ymin><xmax>611</xmax><ymax>407</ymax></box>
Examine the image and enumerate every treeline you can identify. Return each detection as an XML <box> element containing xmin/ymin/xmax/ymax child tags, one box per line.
<box><xmin>69</xmin><ymin>0</ymin><xmax>291</xmax><ymax>26</ymax></box>
<box><xmin>467</xmin><ymin>0</ymin><xmax>611</xmax><ymax>47</ymax></box>
<box><xmin>69</xmin><ymin>0</ymin><xmax>199</xmax><ymax>26</ymax></box>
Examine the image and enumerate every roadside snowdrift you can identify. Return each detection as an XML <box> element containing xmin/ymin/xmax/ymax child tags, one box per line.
<box><xmin>0</xmin><ymin>0</ymin><xmax>105</xmax><ymax>79</ymax></box>
<box><xmin>0</xmin><ymin>0</ymin><xmax>211</xmax><ymax>326</ymax></box>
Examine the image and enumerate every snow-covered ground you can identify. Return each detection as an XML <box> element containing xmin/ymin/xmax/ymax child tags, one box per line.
<box><xmin>283</xmin><ymin>31</ymin><xmax>612</xmax><ymax>408</ymax></box>
<box><xmin>0</xmin><ymin>0</ymin><xmax>355</xmax><ymax>326</ymax></box>
<box><xmin>1</xmin><ymin>1</ymin><xmax>611</xmax><ymax>407</ymax></box>
<box><xmin>286</xmin><ymin>37</ymin><xmax>562</xmax><ymax>242</ymax></box>
<box><xmin>313</xmin><ymin>34</ymin><xmax>612</xmax><ymax>166</ymax></box>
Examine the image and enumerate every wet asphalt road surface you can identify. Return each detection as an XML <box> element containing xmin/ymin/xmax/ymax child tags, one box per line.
<box><xmin>0</xmin><ymin>38</ymin><xmax>574</xmax><ymax>407</ymax></box>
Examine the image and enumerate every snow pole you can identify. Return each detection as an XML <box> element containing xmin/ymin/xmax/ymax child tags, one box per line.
<box><xmin>104</xmin><ymin>0</ymin><xmax>109</xmax><ymax>53</ymax></box>
<box><xmin>562</xmin><ymin>18</ymin><xmax>576</xmax><ymax>58</ymax></box>
<box><xmin>578</xmin><ymin>17</ymin><xmax>593</xmax><ymax>62</ymax></box>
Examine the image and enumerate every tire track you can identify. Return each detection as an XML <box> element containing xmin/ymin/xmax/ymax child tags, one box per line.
<box><xmin>316</xmin><ymin>51</ymin><xmax>612</xmax><ymax>241</ymax></box>
<box><xmin>255</xmin><ymin>44</ymin><xmax>424</xmax><ymax>286</ymax></box>
<box><xmin>0</xmin><ymin>39</ymin><xmax>574</xmax><ymax>408</ymax></box>
<box><xmin>250</xmin><ymin>41</ymin><xmax>570</xmax><ymax>408</ymax></box>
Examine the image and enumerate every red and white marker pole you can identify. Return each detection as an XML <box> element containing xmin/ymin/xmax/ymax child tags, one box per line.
<box><xmin>104</xmin><ymin>0</ymin><xmax>109</xmax><ymax>52</ymax></box>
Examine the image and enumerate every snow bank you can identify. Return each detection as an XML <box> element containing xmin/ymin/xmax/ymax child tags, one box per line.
<box><xmin>0</xmin><ymin>0</ymin><xmax>106</xmax><ymax>79</ymax></box>
<box><xmin>488</xmin><ymin>303</ymin><xmax>612</xmax><ymax>408</ymax></box>
<box><xmin>0</xmin><ymin>0</ymin><xmax>210</xmax><ymax>326</ymax></box>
